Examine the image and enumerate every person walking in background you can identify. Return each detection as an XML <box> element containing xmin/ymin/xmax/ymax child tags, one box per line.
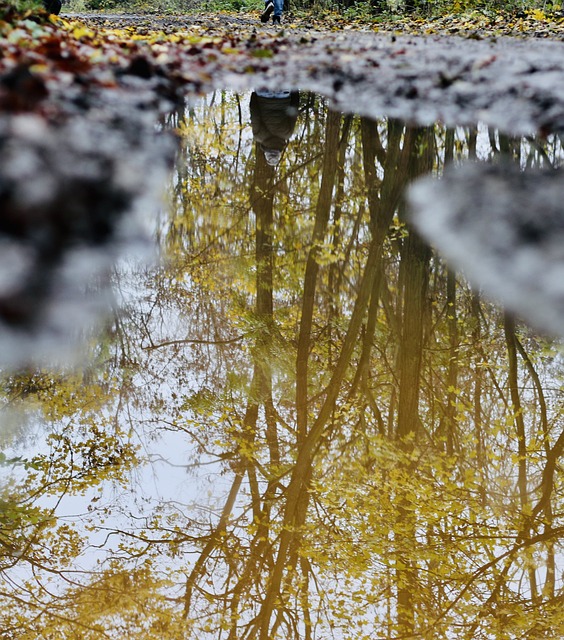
<box><xmin>260</xmin><ymin>0</ymin><xmax>282</xmax><ymax>24</ymax></box>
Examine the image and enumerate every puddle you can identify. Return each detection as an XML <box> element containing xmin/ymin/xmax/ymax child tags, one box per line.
<box><xmin>1</xmin><ymin>91</ymin><xmax>563</xmax><ymax>639</ymax></box>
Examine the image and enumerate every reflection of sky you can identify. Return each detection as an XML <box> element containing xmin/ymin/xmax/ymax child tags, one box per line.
<box><xmin>1</xmin><ymin>91</ymin><xmax>564</xmax><ymax>635</ymax></box>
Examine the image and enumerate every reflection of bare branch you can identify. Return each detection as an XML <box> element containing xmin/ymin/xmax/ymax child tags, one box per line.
<box><xmin>532</xmin><ymin>426</ymin><xmax>564</xmax><ymax>519</ymax></box>
<box><xmin>182</xmin><ymin>472</ymin><xmax>244</xmax><ymax>618</ymax></box>
<box><xmin>91</xmin><ymin>524</ymin><xmax>200</xmax><ymax>548</ymax></box>
<box><xmin>417</xmin><ymin>525</ymin><xmax>564</xmax><ymax>640</ymax></box>
<box><xmin>148</xmin><ymin>453</ymin><xmax>223</xmax><ymax>469</ymax></box>
<box><xmin>143</xmin><ymin>334</ymin><xmax>250</xmax><ymax>350</ymax></box>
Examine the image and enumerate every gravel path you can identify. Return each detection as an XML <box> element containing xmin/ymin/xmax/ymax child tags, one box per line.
<box><xmin>69</xmin><ymin>11</ymin><xmax>564</xmax><ymax>135</ymax></box>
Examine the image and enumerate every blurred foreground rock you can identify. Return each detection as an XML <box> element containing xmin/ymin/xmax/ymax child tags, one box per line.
<box><xmin>409</xmin><ymin>162</ymin><xmax>564</xmax><ymax>338</ymax></box>
<box><xmin>0</xmin><ymin>95</ymin><xmax>176</xmax><ymax>368</ymax></box>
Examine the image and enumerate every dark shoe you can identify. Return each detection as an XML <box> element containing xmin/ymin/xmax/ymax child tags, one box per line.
<box><xmin>273</xmin><ymin>14</ymin><xmax>281</xmax><ymax>23</ymax></box>
<box><xmin>261</xmin><ymin>2</ymin><xmax>274</xmax><ymax>22</ymax></box>
<box><xmin>43</xmin><ymin>0</ymin><xmax>61</xmax><ymax>13</ymax></box>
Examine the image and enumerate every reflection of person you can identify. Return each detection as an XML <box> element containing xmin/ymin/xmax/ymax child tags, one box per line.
<box><xmin>260</xmin><ymin>0</ymin><xmax>282</xmax><ymax>24</ymax></box>
<box><xmin>249</xmin><ymin>90</ymin><xmax>299</xmax><ymax>167</ymax></box>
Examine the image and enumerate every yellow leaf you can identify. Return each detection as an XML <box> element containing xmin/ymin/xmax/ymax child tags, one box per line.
<box><xmin>73</xmin><ymin>26</ymin><xmax>94</xmax><ymax>40</ymax></box>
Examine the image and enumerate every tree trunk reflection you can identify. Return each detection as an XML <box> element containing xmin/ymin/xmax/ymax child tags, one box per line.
<box><xmin>2</xmin><ymin>92</ymin><xmax>564</xmax><ymax>640</ymax></box>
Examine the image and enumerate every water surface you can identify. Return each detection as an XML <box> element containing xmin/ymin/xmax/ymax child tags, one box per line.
<box><xmin>1</xmin><ymin>91</ymin><xmax>564</xmax><ymax>639</ymax></box>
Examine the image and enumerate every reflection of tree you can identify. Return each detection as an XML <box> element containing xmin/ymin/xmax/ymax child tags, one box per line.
<box><xmin>2</xmin><ymin>95</ymin><xmax>564</xmax><ymax>638</ymax></box>
<box><xmin>182</xmin><ymin>111</ymin><xmax>283</xmax><ymax>634</ymax></box>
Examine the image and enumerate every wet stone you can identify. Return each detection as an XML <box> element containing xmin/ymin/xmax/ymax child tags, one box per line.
<box><xmin>410</xmin><ymin>160</ymin><xmax>564</xmax><ymax>338</ymax></box>
<box><xmin>0</xmin><ymin>108</ymin><xmax>176</xmax><ymax>367</ymax></box>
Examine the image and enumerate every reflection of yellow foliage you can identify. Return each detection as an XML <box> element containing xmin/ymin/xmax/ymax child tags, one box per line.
<box><xmin>57</xmin><ymin>563</ymin><xmax>184</xmax><ymax>637</ymax></box>
<box><xmin>3</xmin><ymin>86</ymin><xmax>564</xmax><ymax>640</ymax></box>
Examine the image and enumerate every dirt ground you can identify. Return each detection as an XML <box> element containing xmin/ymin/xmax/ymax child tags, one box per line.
<box><xmin>69</xmin><ymin>10</ymin><xmax>564</xmax><ymax>135</ymax></box>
